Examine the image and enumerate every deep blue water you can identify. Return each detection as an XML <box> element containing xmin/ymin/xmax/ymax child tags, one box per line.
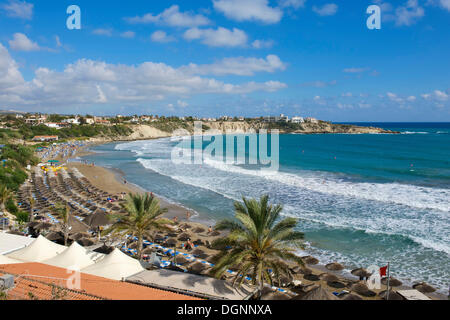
<box><xmin>77</xmin><ymin>123</ymin><xmax>450</xmax><ymax>292</ymax></box>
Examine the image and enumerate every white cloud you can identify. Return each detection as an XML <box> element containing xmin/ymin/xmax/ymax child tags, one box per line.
<box><xmin>407</xmin><ymin>95</ymin><xmax>417</xmax><ymax>101</ymax></box>
<box><xmin>312</xmin><ymin>3</ymin><xmax>338</xmax><ymax>16</ymax></box>
<box><xmin>151</xmin><ymin>31</ymin><xmax>175</xmax><ymax>43</ymax></box>
<box><xmin>92</xmin><ymin>28</ymin><xmax>113</xmax><ymax>37</ymax></box>
<box><xmin>251</xmin><ymin>39</ymin><xmax>274</xmax><ymax>49</ymax></box>
<box><xmin>439</xmin><ymin>0</ymin><xmax>450</xmax><ymax>11</ymax></box>
<box><xmin>184</xmin><ymin>27</ymin><xmax>248</xmax><ymax>47</ymax></box>
<box><xmin>120</xmin><ymin>31</ymin><xmax>136</xmax><ymax>39</ymax></box>
<box><xmin>300</xmin><ymin>80</ymin><xmax>337</xmax><ymax>88</ymax></box>
<box><xmin>395</xmin><ymin>0</ymin><xmax>425</xmax><ymax>26</ymax></box>
<box><xmin>177</xmin><ymin>100</ymin><xmax>189</xmax><ymax>108</ymax></box>
<box><xmin>1</xmin><ymin>0</ymin><xmax>33</xmax><ymax>20</ymax></box>
<box><xmin>125</xmin><ymin>5</ymin><xmax>211</xmax><ymax>28</ymax></box>
<box><xmin>0</xmin><ymin>43</ymin><xmax>287</xmax><ymax>109</ymax></box>
<box><xmin>0</xmin><ymin>43</ymin><xmax>24</xmax><ymax>91</ymax></box>
<box><xmin>8</xmin><ymin>33</ymin><xmax>40</xmax><ymax>51</ymax></box>
<box><xmin>343</xmin><ymin>67</ymin><xmax>369</xmax><ymax>73</ymax></box>
<box><xmin>421</xmin><ymin>90</ymin><xmax>449</xmax><ymax>101</ymax></box>
<box><xmin>213</xmin><ymin>0</ymin><xmax>283</xmax><ymax>24</ymax></box>
<box><xmin>278</xmin><ymin>0</ymin><xmax>307</xmax><ymax>9</ymax></box>
<box><xmin>387</xmin><ymin>92</ymin><xmax>404</xmax><ymax>103</ymax></box>
<box><xmin>182</xmin><ymin>55</ymin><xmax>286</xmax><ymax>76</ymax></box>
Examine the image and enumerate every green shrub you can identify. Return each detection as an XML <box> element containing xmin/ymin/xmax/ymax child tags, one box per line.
<box><xmin>6</xmin><ymin>197</ymin><xmax>18</xmax><ymax>214</ymax></box>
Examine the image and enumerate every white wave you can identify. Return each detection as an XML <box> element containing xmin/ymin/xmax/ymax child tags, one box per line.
<box><xmin>202</xmin><ymin>157</ymin><xmax>450</xmax><ymax>213</ymax></box>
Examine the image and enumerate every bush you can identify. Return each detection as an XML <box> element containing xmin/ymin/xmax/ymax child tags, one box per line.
<box><xmin>6</xmin><ymin>197</ymin><xmax>18</xmax><ymax>214</ymax></box>
<box><xmin>14</xmin><ymin>211</ymin><xmax>29</xmax><ymax>224</ymax></box>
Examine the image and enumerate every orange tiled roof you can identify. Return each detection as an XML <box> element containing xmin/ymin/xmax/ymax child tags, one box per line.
<box><xmin>0</xmin><ymin>263</ymin><xmax>200</xmax><ymax>300</ymax></box>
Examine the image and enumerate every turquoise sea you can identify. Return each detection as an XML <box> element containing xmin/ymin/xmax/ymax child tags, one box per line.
<box><xmin>78</xmin><ymin>123</ymin><xmax>450</xmax><ymax>292</ymax></box>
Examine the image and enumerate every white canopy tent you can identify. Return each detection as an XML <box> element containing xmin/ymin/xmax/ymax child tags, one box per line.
<box><xmin>81</xmin><ymin>249</ymin><xmax>145</xmax><ymax>281</ymax></box>
<box><xmin>0</xmin><ymin>233</ymin><xmax>35</xmax><ymax>255</ymax></box>
<box><xmin>0</xmin><ymin>254</ymin><xmax>22</xmax><ymax>265</ymax></box>
<box><xmin>7</xmin><ymin>235</ymin><xmax>66</xmax><ymax>262</ymax></box>
<box><xmin>397</xmin><ymin>289</ymin><xmax>432</xmax><ymax>300</ymax></box>
<box><xmin>43</xmin><ymin>241</ymin><xmax>95</xmax><ymax>270</ymax></box>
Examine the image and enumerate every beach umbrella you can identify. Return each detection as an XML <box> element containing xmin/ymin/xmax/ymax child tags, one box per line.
<box><xmin>27</xmin><ymin>221</ymin><xmax>40</xmax><ymax>229</ymax></box>
<box><xmin>180</xmin><ymin>223</ymin><xmax>192</xmax><ymax>230</ymax></box>
<box><xmin>302</xmin><ymin>256</ymin><xmax>319</xmax><ymax>265</ymax></box>
<box><xmin>94</xmin><ymin>245</ymin><xmax>114</xmax><ymax>254</ymax></box>
<box><xmin>340</xmin><ymin>293</ymin><xmax>363</xmax><ymax>300</ymax></box>
<box><xmin>188</xmin><ymin>262</ymin><xmax>209</xmax><ymax>275</ymax></box>
<box><xmin>178</xmin><ymin>233</ymin><xmax>191</xmax><ymax>242</ymax></box>
<box><xmin>303</xmin><ymin>273</ymin><xmax>320</xmax><ymax>281</ymax></box>
<box><xmin>381</xmin><ymin>277</ymin><xmax>403</xmax><ymax>287</ymax></box>
<box><xmin>413</xmin><ymin>282</ymin><xmax>436</xmax><ymax>293</ymax></box>
<box><xmin>70</xmin><ymin>232</ymin><xmax>90</xmax><ymax>241</ymax></box>
<box><xmin>261</xmin><ymin>291</ymin><xmax>291</xmax><ymax>300</ymax></box>
<box><xmin>326</xmin><ymin>262</ymin><xmax>344</xmax><ymax>271</ymax></box>
<box><xmin>46</xmin><ymin>231</ymin><xmax>65</xmax><ymax>242</ymax></box>
<box><xmin>210</xmin><ymin>230</ymin><xmax>221</xmax><ymax>237</ymax></box>
<box><xmin>290</xmin><ymin>266</ymin><xmax>303</xmax><ymax>275</ymax></box>
<box><xmin>193</xmin><ymin>227</ymin><xmax>205</xmax><ymax>234</ymax></box>
<box><xmin>173</xmin><ymin>255</ymin><xmax>190</xmax><ymax>265</ymax></box>
<box><xmin>321</xmin><ymin>273</ymin><xmax>339</xmax><ymax>283</ymax></box>
<box><xmin>350</xmin><ymin>282</ymin><xmax>377</xmax><ymax>297</ymax></box>
<box><xmin>193</xmin><ymin>239</ymin><xmax>204</xmax><ymax>246</ymax></box>
<box><xmin>77</xmin><ymin>238</ymin><xmax>95</xmax><ymax>247</ymax></box>
<box><xmin>192</xmin><ymin>248</ymin><xmax>205</xmax><ymax>256</ymax></box>
<box><xmin>296</xmin><ymin>285</ymin><xmax>338</xmax><ymax>300</ymax></box>
<box><xmin>379</xmin><ymin>290</ymin><xmax>404</xmax><ymax>300</ymax></box>
<box><xmin>35</xmin><ymin>222</ymin><xmax>53</xmax><ymax>231</ymax></box>
<box><xmin>83</xmin><ymin>210</ymin><xmax>111</xmax><ymax>228</ymax></box>
<box><xmin>164</xmin><ymin>238</ymin><xmax>178</xmax><ymax>247</ymax></box>
<box><xmin>351</xmin><ymin>268</ymin><xmax>371</xmax><ymax>280</ymax></box>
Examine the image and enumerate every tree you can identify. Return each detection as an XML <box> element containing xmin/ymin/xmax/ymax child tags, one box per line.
<box><xmin>54</xmin><ymin>203</ymin><xmax>71</xmax><ymax>246</ymax></box>
<box><xmin>209</xmin><ymin>195</ymin><xmax>305</xmax><ymax>298</ymax></box>
<box><xmin>29</xmin><ymin>196</ymin><xmax>35</xmax><ymax>222</ymax></box>
<box><xmin>0</xmin><ymin>185</ymin><xmax>12</xmax><ymax>213</ymax></box>
<box><xmin>104</xmin><ymin>193</ymin><xmax>171</xmax><ymax>259</ymax></box>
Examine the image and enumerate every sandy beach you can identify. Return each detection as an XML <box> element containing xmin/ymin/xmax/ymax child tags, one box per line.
<box><xmin>57</xmin><ymin>140</ymin><xmax>445</xmax><ymax>301</ymax></box>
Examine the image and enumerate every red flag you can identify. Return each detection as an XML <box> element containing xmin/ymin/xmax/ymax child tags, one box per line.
<box><xmin>380</xmin><ymin>265</ymin><xmax>388</xmax><ymax>277</ymax></box>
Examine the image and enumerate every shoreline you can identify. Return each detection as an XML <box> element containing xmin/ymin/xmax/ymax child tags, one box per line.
<box><xmin>65</xmin><ymin>139</ymin><xmax>446</xmax><ymax>300</ymax></box>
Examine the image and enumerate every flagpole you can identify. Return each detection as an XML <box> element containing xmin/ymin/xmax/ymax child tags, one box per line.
<box><xmin>386</xmin><ymin>262</ymin><xmax>390</xmax><ymax>300</ymax></box>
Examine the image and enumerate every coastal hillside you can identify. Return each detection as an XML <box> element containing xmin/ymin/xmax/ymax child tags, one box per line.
<box><xmin>87</xmin><ymin>121</ymin><xmax>397</xmax><ymax>143</ymax></box>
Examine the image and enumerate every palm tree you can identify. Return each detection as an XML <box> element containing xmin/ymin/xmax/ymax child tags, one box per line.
<box><xmin>0</xmin><ymin>185</ymin><xmax>12</xmax><ymax>213</ymax></box>
<box><xmin>209</xmin><ymin>195</ymin><xmax>305</xmax><ymax>298</ymax></box>
<box><xmin>104</xmin><ymin>193</ymin><xmax>172</xmax><ymax>259</ymax></box>
<box><xmin>54</xmin><ymin>203</ymin><xmax>71</xmax><ymax>246</ymax></box>
<box><xmin>29</xmin><ymin>196</ymin><xmax>36</xmax><ymax>222</ymax></box>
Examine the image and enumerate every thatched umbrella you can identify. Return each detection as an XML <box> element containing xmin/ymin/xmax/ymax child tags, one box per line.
<box><xmin>340</xmin><ymin>293</ymin><xmax>363</xmax><ymax>300</ymax></box>
<box><xmin>350</xmin><ymin>282</ymin><xmax>377</xmax><ymax>297</ymax></box>
<box><xmin>174</xmin><ymin>255</ymin><xmax>190</xmax><ymax>265</ymax></box>
<box><xmin>193</xmin><ymin>227</ymin><xmax>205</xmax><ymax>233</ymax></box>
<box><xmin>83</xmin><ymin>210</ymin><xmax>111</xmax><ymax>228</ymax></box>
<box><xmin>413</xmin><ymin>282</ymin><xmax>436</xmax><ymax>293</ymax></box>
<box><xmin>290</xmin><ymin>266</ymin><xmax>303</xmax><ymax>275</ymax></box>
<box><xmin>94</xmin><ymin>245</ymin><xmax>114</xmax><ymax>254</ymax></box>
<box><xmin>302</xmin><ymin>256</ymin><xmax>319</xmax><ymax>265</ymax></box>
<box><xmin>70</xmin><ymin>232</ymin><xmax>90</xmax><ymax>241</ymax></box>
<box><xmin>46</xmin><ymin>231</ymin><xmax>65</xmax><ymax>242</ymax></box>
<box><xmin>321</xmin><ymin>273</ymin><xmax>339</xmax><ymax>283</ymax></box>
<box><xmin>164</xmin><ymin>238</ymin><xmax>178</xmax><ymax>247</ymax></box>
<box><xmin>178</xmin><ymin>233</ymin><xmax>191</xmax><ymax>242</ymax></box>
<box><xmin>188</xmin><ymin>262</ymin><xmax>209</xmax><ymax>275</ymax></box>
<box><xmin>27</xmin><ymin>221</ymin><xmax>40</xmax><ymax>229</ymax></box>
<box><xmin>379</xmin><ymin>290</ymin><xmax>404</xmax><ymax>300</ymax></box>
<box><xmin>351</xmin><ymin>268</ymin><xmax>371</xmax><ymax>280</ymax></box>
<box><xmin>193</xmin><ymin>239</ymin><xmax>204</xmax><ymax>246</ymax></box>
<box><xmin>261</xmin><ymin>290</ymin><xmax>291</xmax><ymax>300</ymax></box>
<box><xmin>210</xmin><ymin>230</ymin><xmax>221</xmax><ymax>237</ymax></box>
<box><xmin>295</xmin><ymin>285</ymin><xmax>338</xmax><ymax>300</ymax></box>
<box><xmin>142</xmin><ymin>247</ymin><xmax>155</xmax><ymax>255</ymax></box>
<box><xmin>192</xmin><ymin>248</ymin><xmax>205</xmax><ymax>256</ymax></box>
<box><xmin>197</xmin><ymin>253</ymin><xmax>209</xmax><ymax>260</ymax></box>
<box><xmin>303</xmin><ymin>273</ymin><xmax>320</xmax><ymax>281</ymax></box>
<box><xmin>77</xmin><ymin>238</ymin><xmax>95</xmax><ymax>247</ymax></box>
<box><xmin>326</xmin><ymin>262</ymin><xmax>344</xmax><ymax>271</ymax></box>
<box><xmin>35</xmin><ymin>222</ymin><xmax>53</xmax><ymax>231</ymax></box>
<box><xmin>381</xmin><ymin>277</ymin><xmax>403</xmax><ymax>287</ymax></box>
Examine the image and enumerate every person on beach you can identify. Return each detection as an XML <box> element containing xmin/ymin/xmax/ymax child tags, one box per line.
<box><xmin>186</xmin><ymin>211</ymin><xmax>191</xmax><ymax>220</ymax></box>
<box><xmin>208</xmin><ymin>226</ymin><xmax>213</xmax><ymax>234</ymax></box>
<box><xmin>173</xmin><ymin>216</ymin><xmax>178</xmax><ymax>223</ymax></box>
<box><xmin>184</xmin><ymin>238</ymin><xmax>194</xmax><ymax>251</ymax></box>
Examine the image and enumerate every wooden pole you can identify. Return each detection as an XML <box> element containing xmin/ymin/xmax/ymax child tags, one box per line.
<box><xmin>386</xmin><ymin>262</ymin><xmax>391</xmax><ymax>300</ymax></box>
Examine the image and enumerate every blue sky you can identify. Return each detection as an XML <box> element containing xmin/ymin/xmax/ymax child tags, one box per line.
<box><xmin>0</xmin><ymin>0</ymin><xmax>449</xmax><ymax>121</ymax></box>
